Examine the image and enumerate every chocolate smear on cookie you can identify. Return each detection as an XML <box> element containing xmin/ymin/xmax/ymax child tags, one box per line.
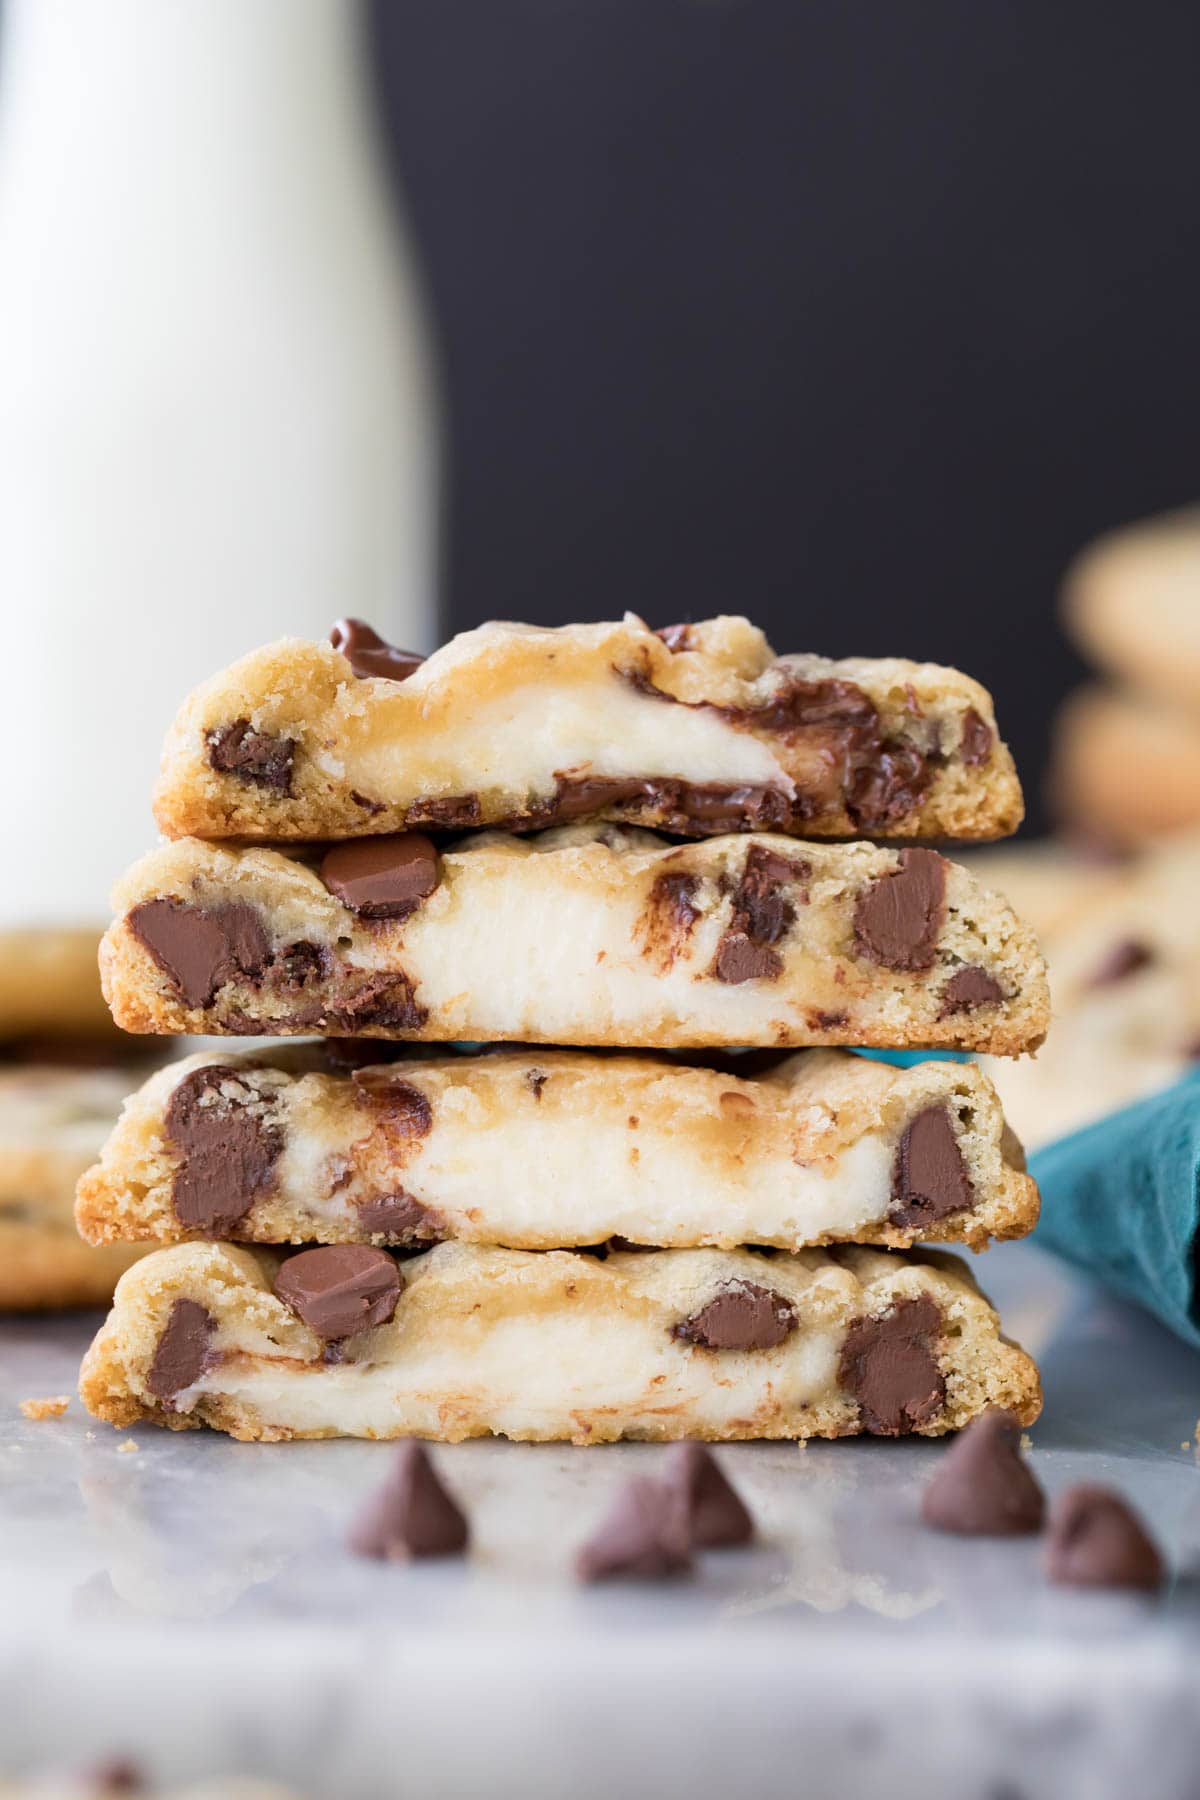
<box><xmin>165</xmin><ymin>1064</ymin><xmax>282</xmax><ymax>1235</ymax></box>
<box><xmin>348</xmin><ymin>1440</ymin><xmax>469</xmax><ymax>1560</ymax></box>
<box><xmin>331</xmin><ymin>618</ymin><xmax>425</xmax><ymax>682</ymax></box>
<box><xmin>1044</xmin><ymin>1484</ymin><xmax>1164</xmax><ymax>1591</ymax></box>
<box><xmin>853</xmin><ymin>849</ymin><xmax>947</xmax><ymax>972</ymax></box>
<box><xmin>839</xmin><ymin>1295</ymin><xmax>945</xmax><ymax>1435</ymax></box>
<box><xmin>922</xmin><ymin>1408</ymin><xmax>1044</xmax><ymax>1535</ymax></box>
<box><xmin>274</xmin><ymin>1244</ymin><xmax>401</xmax><ymax>1339</ymax></box>
<box><xmin>673</xmin><ymin>1279</ymin><xmax>797</xmax><ymax>1351</ymax></box>
<box><xmin>575</xmin><ymin>1475</ymin><xmax>693</xmax><ymax>1582</ymax></box>
<box><xmin>890</xmin><ymin>1105</ymin><xmax>975</xmax><ymax>1229</ymax></box>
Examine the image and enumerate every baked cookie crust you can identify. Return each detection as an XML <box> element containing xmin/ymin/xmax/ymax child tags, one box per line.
<box><xmin>79</xmin><ymin>1240</ymin><xmax>1042</xmax><ymax>1444</ymax></box>
<box><xmin>152</xmin><ymin>616</ymin><xmax>1023</xmax><ymax>843</ymax></box>
<box><xmin>99</xmin><ymin>827</ymin><xmax>1049</xmax><ymax>1054</ymax></box>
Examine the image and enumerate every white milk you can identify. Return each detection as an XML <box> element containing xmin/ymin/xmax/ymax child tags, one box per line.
<box><xmin>0</xmin><ymin>0</ymin><xmax>440</xmax><ymax>921</ymax></box>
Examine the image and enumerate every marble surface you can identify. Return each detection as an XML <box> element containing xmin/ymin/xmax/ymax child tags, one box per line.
<box><xmin>2</xmin><ymin>1239</ymin><xmax>1200</xmax><ymax>1798</ymax></box>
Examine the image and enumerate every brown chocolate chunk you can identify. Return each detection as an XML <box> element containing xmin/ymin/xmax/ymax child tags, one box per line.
<box><xmin>890</xmin><ymin>1105</ymin><xmax>975</xmax><ymax>1229</ymax></box>
<box><xmin>845</xmin><ymin>742</ymin><xmax>931</xmax><ymax>833</ymax></box>
<box><xmin>960</xmin><ymin>706</ymin><xmax>994</xmax><ymax>766</ymax></box>
<box><xmin>334</xmin><ymin>973</ymin><xmax>427</xmax><ymax>1031</ymax></box>
<box><xmin>713</xmin><ymin>934</ymin><xmax>783</xmax><ymax>984</ymax></box>
<box><xmin>320</xmin><ymin>834</ymin><xmax>441</xmax><ymax>920</ymax></box>
<box><xmin>853</xmin><ymin>849</ymin><xmax>947</xmax><ymax>972</ymax></box>
<box><xmin>348</xmin><ymin>1440</ymin><xmax>469</xmax><ymax>1560</ymax></box>
<box><xmin>274</xmin><ymin>940</ymin><xmax>328</xmax><ymax>992</ymax></box>
<box><xmin>662</xmin><ymin>1443</ymin><xmax>754</xmax><ymax>1548</ymax></box>
<box><xmin>838</xmin><ymin>1295</ymin><xmax>945</xmax><ymax>1435</ymax></box>
<box><xmin>575</xmin><ymin>1475</ymin><xmax>693</xmax><ymax>1582</ymax></box>
<box><xmin>145</xmin><ymin>1298</ymin><xmax>215</xmax><ymax>1400</ymax></box>
<box><xmin>940</xmin><ymin>965</ymin><xmax>1004</xmax><ymax>1015</ymax></box>
<box><xmin>205</xmin><ymin>719</ymin><xmax>295</xmax><ymax>793</ymax></box>
<box><xmin>274</xmin><ymin>1244</ymin><xmax>401</xmax><ymax>1339</ymax></box>
<box><xmin>164</xmin><ymin>1064</ymin><xmax>282</xmax><ymax>1235</ymax></box>
<box><xmin>1044</xmin><ymin>1484</ymin><xmax>1164</xmax><ymax>1591</ymax></box>
<box><xmin>921</xmin><ymin>1408</ymin><xmax>1045</xmax><ymax>1535</ymax></box>
<box><xmin>352</xmin><ymin>1071</ymin><xmax>434</xmax><ymax>1137</ymax></box>
<box><xmin>673</xmin><ymin>1279</ymin><xmax>797</xmax><ymax>1351</ymax></box>
<box><xmin>356</xmin><ymin>1190</ymin><xmax>441</xmax><ymax>1242</ymax></box>
<box><xmin>712</xmin><ymin>844</ymin><xmax>806</xmax><ymax>984</ymax></box>
<box><xmin>1086</xmin><ymin>938</ymin><xmax>1156</xmax><ymax>988</ymax></box>
<box><xmin>330</xmin><ymin>618</ymin><xmax>425</xmax><ymax>682</ymax></box>
<box><xmin>642</xmin><ymin>870</ymin><xmax>701</xmax><ymax>964</ymax></box>
<box><xmin>127</xmin><ymin>899</ymin><xmax>270</xmax><ymax>1008</ymax></box>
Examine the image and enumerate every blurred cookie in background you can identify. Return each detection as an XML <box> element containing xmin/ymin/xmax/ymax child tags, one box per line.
<box><xmin>956</xmin><ymin>840</ymin><xmax>1125</xmax><ymax>943</ymax></box>
<box><xmin>0</xmin><ymin>926</ymin><xmax>157</xmax><ymax>1308</ymax></box>
<box><xmin>979</xmin><ymin>834</ymin><xmax>1200</xmax><ymax>1150</ymax></box>
<box><xmin>1050</xmin><ymin>686</ymin><xmax>1200</xmax><ymax>849</ymax></box>
<box><xmin>1063</xmin><ymin>507</ymin><xmax>1200</xmax><ymax>716</ymax></box>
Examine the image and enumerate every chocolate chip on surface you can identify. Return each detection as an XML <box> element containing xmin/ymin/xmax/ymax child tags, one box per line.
<box><xmin>575</xmin><ymin>1475</ymin><xmax>693</xmax><ymax>1582</ymax></box>
<box><xmin>960</xmin><ymin>707</ymin><xmax>994</xmax><ymax>766</ymax></box>
<box><xmin>352</xmin><ymin>1072</ymin><xmax>434</xmax><ymax>1138</ymax></box>
<box><xmin>205</xmin><ymin>719</ymin><xmax>295</xmax><ymax>793</ymax></box>
<box><xmin>320</xmin><ymin>834</ymin><xmax>441</xmax><ymax>919</ymax></box>
<box><xmin>274</xmin><ymin>1244</ymin><xmax>401</xmax><ymax>1339</ymax></box>
<box><xmin>145</xmin><ymin>1298</ymin><xmax>215</xmax><ymax>1400</ymax></box>
<box><xmin>1044</xmin><ymin>1484</ymin><xmax>1164</xmax><ymax>1591</ymax></box>
<box><xmin>921</xmin><ymin>1408</ymin><xmax>1044</xmax><ymax>1535</ymax></box>
<box><xmin>1086</xmin><ymin>938</ymin><xmax>1156</xmax><ymax>989</ymax></box>
<box><xmin>940</xmin><ymin>965</ymin><xmax>1004</xmax><ymax>1015</ymax></box>
<box><xmin>838</xmin><ymin>1295</ymin><xmax>945</xmax><ymax>1435</ymax></box>
<box><xmin>662</xmin><ymin>1443</ymin><xmax>754</xmax><ymax>1548</ymax></box>
<box><xmin>165</xmin><ymin>1064</ymin><xmax>282</xmax><ymax>1235</ymax></box>
<box><xmin>127</xmin><ymin>899</ymin><xmax>270</xmax><ymax>1009</ymax></box>
<box><xmin>853</xmin><ymin>848</ymin><xmax>947</xmax><ymax>972</ymax></box>
<box><xmin>348</xmin><ymin>1439</ymin><xmax>469</xmax><ymax>1560</ymax></box>
<box><xmin>356</xmin><ymin>1190</ymin><xmax>441</xmax><ymax>1243</ymax></box>
<box><xmin>890</xmin><ymin>1105</ymin><xmax>975</xmax><ymax>1229</ymax></box>
<box><xmin>673</xmin><ymin>1279</ymin><xmax>797</xmax><ymax>1351</ymax></box>
<box><xmin>331</xmin><ymin>617</ymin><xmax>426</xmax><ymax>682</ymax></box>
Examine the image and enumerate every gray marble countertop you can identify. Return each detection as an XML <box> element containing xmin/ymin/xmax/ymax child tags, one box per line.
<box><xmin>2</xmin><ymin>1239</ymin><xmax>1199</xmax><ymax>1799</ymax></box>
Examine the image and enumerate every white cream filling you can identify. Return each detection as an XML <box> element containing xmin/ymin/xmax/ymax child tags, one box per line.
<box><xmin>298</xmin><ymin>1124</ymin><xmax>895</xmax><ymax>1246</ymax></box>
<box><xmin>344</xmin><ymin>679</ymin><xmax>790</xmax><ymax>799</ymax></box>
<box><xmin>190</xmin><ymin>1307</ymin><xmax>842</xmax><ymax>1438</ymax></box>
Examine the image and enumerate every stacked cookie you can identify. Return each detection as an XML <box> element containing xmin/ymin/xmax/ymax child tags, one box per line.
<box><xmin>78</xmin><ymin>615</ymin><xmax>1046</xmax><ymax>1443</ymax></box>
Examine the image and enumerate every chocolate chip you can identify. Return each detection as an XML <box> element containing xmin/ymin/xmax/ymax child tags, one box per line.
<box><xmin>853</xmin><ymin>849</ymin><xmax>947</xmax><ymax>972</ymax></box>
<box><xmin>640</xmin><ymin>870</ymin><xmax>702</xmax><ymax>968</ymax></box>
<box><xmin>205</xmin><ymin>719</ymin><xmax>295</xmax><ymax>793</ymax></box>
<box><xmin>575</xmin><ymin>1476</ymin><xmax>693</xmax><ymax>1582</ymax></box>
<box><xmin>330</xmin><ymin>618</ymin><xmax>425</xmax><ymax>682</ymax></box>
<box><xmin>526</xmin><ymin>1068</ymin><xmax>548</xmax><ymax>1100</ymax></box>
<box><xmin>960</xmin><ymin>707</ymin><xmax>994</xmax><ymax>766</ymax></box>
<box><xmin>1044</xmin><ymin>1484</ymin><xmax>1164</xmax><ymax>1591</ymax></box>
<box><xmin>274</xmin><ymin>940</ymin><xmax>327</xmax><ymax>991</ymax></box>
<box><xmin>274</xmin><ymin>1245</ymin><xmax>402</xmax><ymax>1339</ymax></box>
<box><xmin>673</xmin><ymin>1279</ymin><xmax>797</xmax><ymax>1351</ymax></box>
<box><xmin>1086</xmin><ymin>938</ymin><xmax>1156</xmax><ymax>988</ymax></box>
<box><xmin>335</xmin><ymin>973</ymin><xmax>427</xmax><ymax>1031</ymax></box>
<box><xmin>713</xmin><ymin>935</ymin><xmax>783</xmax><ymax>984</ymax></box>
<box><xmin>352</xmin><ymin>1072</ymin><xmax>434</xmax><ymax>1137</ymax></box>
<box><xmin>320</xmin><ymin>834</ymin><xmax>441</xmax><ymax>920</ymax></box>
<box><xmin>356</xmin><ymin>1190</ymin><xmax>441</xmax><ymax>1243</ymax></box>
<box><xmin>839</xmin><ymin>1295</ymin><xmax>945</xmax><ymax>1435</ymax></box>
<box><xmin>662</xmin><ymin>1443</ymin><xmax>754</xmax><ymax>1548</ymax></box>
<box><xmin>921</xmin><ymin>1408</ymin><xmax>1044</xmax><ymax>1535</ymax></box>
<box><xmin>145</xmin><ymin>1299</ymin><xmax>215</xmax><ymax>1400</ymax></box>
<box><xmin>347</xmin><ymin>1440</ymin><xmax>469</xmax><ymax>1559</ymax></box>
<box><xmin>845</xmin><ymin>743</ymin><xmax>931</xmax><ymax>833</ymax></box>
<box><xmin>940</xmin><ymin>965</ymin><xmax>1004</xmax><ymax>1015</ymax></box>
<box><xmin>164</xmin><ymin>1065</ymin><xmax>282</xmax><ymax>1235</ymax></box>
<box><xmin>890</xmin><ymin>1105</ymin><xmax>975</xmax><ymax>1229</ymax></box>
<box><xmin>128</xmin><ymin>899</ymin><xmax>270</xmax><ymax>1009</ymax></box>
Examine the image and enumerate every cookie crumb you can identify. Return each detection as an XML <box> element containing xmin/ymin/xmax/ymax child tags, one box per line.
<box><xmin>20</xmin><ymin>1395</ymin><xmax>70</xmax><ymax>1421</ymax></box>
<box><xmin>117</xmin><ymin>1439</ymin><xmax>139</xmax><ymax>1455</ymax></box>
<box><xmin>1020</xmin><ymin>1433</ymin><xmax>1033</xmax><ymax>1452</ymax></box>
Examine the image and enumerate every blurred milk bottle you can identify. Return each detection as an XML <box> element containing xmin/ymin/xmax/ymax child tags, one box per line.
<box><xmin>0</xmin><ymin>0</ymin><xmax>440</xmax><ymax>923</ymax></box>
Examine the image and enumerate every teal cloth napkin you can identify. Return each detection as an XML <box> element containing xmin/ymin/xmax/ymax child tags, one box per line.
<box><xmin>1029</xmin><ymin>1068</ymin><xmax>1200</xmax><ymax>1348</ymax></box>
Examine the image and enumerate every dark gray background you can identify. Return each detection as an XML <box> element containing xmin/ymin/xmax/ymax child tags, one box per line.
<box><xmin>370</xmin><ymin>0</ymin><xmax>1200</xmax><ymax>830</ymax></box>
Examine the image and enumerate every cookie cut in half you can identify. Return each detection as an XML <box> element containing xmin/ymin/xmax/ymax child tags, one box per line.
<box><xmin>152</xmin><ymin>616</ymin><xmax>1023</xmax><ymax>843</ymax></box>
<box><xmin>79</xmin><ymin>1240</ymin><xmax>1041</xmax><ymax>1444</ymax></box>
<box><xmin>99</xmin><ymin>828</ymin><xmax>1049</xmax><ymax>1054</ymax></box>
